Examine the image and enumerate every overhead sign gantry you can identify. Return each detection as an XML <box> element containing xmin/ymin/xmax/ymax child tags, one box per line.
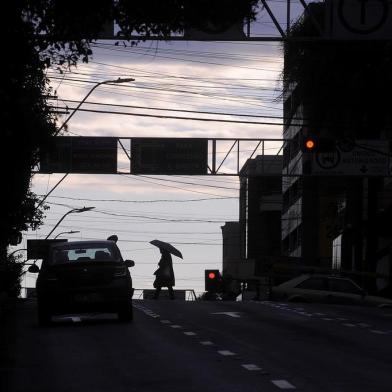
<box><xmin>39</xmin><ymin>136</ymin><xmax>284</xmax><ymax>176</ymax></box>
<box><xmin>97</xmin><ymin>0</ymin><xmax>392</xmax><ymax>42</ymax></box>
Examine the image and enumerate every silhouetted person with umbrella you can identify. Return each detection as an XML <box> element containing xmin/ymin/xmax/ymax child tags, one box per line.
<box><xmin>153</xmin><ymin>248</ymin><xmax>175</xmax><ymax>299</ymax></box>
<box><xmin>150</xmin><ymin>239</ymin><xmax>182</xmax><ymax>300</ymax></box>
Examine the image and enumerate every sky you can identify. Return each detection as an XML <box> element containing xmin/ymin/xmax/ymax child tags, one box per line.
<box><xmin>15</xmin><ymin>2</ymin><xmax>310</xmax><ymax>296</ymax></box>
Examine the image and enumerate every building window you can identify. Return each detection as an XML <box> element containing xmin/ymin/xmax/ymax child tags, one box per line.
<box><xmin>332</xmin><ymin>234</ymin><xmax>342</xmax><ymax>270</ymax></box>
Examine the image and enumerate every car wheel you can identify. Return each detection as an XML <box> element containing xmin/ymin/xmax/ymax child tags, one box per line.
<box><xmin>118</xmin><ymin>303</ymin><xmax>133</xmax><ymax>322</ymax></box>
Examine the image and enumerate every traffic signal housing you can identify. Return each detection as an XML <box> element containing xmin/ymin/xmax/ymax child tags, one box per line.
<box><xmin>300</xmin><ymin>136</ymin><xmax>336</xmax><ymax>153</ymax></box>
<box><xmin>205</xmin><ymin>269</ymin><xmax>221</xmax><ymax>292</ymax></box>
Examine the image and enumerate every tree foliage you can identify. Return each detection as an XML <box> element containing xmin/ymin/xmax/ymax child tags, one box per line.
<box><xmin>1</xmin><ymin>1</ymin><xmax>259</xmax><ymax>295</ymax></box>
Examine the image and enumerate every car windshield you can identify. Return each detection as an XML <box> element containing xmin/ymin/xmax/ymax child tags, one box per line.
<box><xmin>328</xmin><ymin>278</ymin><xmax>363</xmax><ymax>295</ymax></box>
<box><xmin>50</xmin><ymin>243</ymin><xmax>121</xmax><ymax>265</ymax></box>
<box><xmin>295</xmin><ymin>277</ymin><xmax>328</xmax><ymax>291</ymax></box>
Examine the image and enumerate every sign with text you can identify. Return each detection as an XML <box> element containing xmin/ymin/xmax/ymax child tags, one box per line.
<box><xmin>27</xmin><ymin>239</ymin><xmax>67</xmax><ymax>260</ymax></box>
<box><xmin>311</xmin><ymin>140</ymin><xmax>390</xmax><ymax>176</ymax></box>
<box><xmin>131</xmin><ymin>138</ymin><xmax>208</xmax><ymax>175</ymax></box>
<box><xmin>40</xmin><ymin>137</ymin><xmax>117</xmax><ymax>174</ymax></box>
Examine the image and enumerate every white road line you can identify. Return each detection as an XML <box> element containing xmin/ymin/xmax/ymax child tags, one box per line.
<box><xmin>337</xmin><ymin>318</ymin><xmax>348</xmax><ymax>321</ymax></box>
<box><xmin>211</xmin><ymin>312</ymin><xmax>241</xmax><ymax>318</ymax></box>
<box><xmin>342</xmin><ymin>323</ymin><xmax>356</xmax><ymax>327</ymax></box>
<box><xmin>371</xmin><ymin>330</ymin><xmax>387</xmax><ymax>334</ymax></box>
<box><xmin>314</xmin><ymin>312</ymin><xmax>326</xmax><ymax>316</ymax></box>
<box><xmin>160</xmin><ymin>320</ymin><xmax>171</xmax><ymax>324</ymax></box>
<box><xmin>71</xmin><ymin>317</ymin><xmax>81</xmax><ymax>323</ymax></box>
<box><xmin>133</xmin><ymin>304</ymin><xmax>160</xmax><ymax>318</ymax></box>
<box><xmin>218</xmin><ymin>350</ymin><xmax>236</xmax><ymax>356</ymax></box>
<box><xmin>184</xmin><ymin>332</ymin><xmax>197</xmax><ymax>336</ymax></box>
<box><xmin>170</xmin><ymin>325</ymin><xmax>182</xmax><ymax>329</ymax></box>
<box><xmin>242</xmin><ymin>364</ymin><xmax>261</xmax><ymax>371</ymax></box>
<box><xmin>322</xmin><ymin>318</ymin><xmax>333</xmax><ymax>321</ymax></box>
<box><xmin>200</xmin><ymin>341</ymin><xmax>214</xmax><ymax>346</ymax></box>
<box><xmin>295</xmin><ymin>312</ymin><xmax>312</xmax><ymax>317</ymax></box>
<box><xmin>271</xmin><ymin>379</ymin><xmax>296</xmax><ymax>389</ymax></box>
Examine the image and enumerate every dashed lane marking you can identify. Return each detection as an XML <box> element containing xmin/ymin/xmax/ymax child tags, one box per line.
<box><xmin>200</xmin><ymin>341</ymin><xmax>214</xmax><ymax>345</ymax></box>
<box><xmin>211</xmin><ymin>312</ymin><xmax>242</xmax><ymax>318</ymax></box>
<box><xmin>184</xmin><ymin>332</ymin><xmax>197</xmax><ymax>336</ymax></box>
<box><xmin>271</xmin><ymin>379</ymin><xmax>296</xmax><ymax>389</ymax></box>
<box><xmin>160</xmin><ymin>320</ymin><xmax>171</xmax><ymax>324</ymax></box>
<box><xmin>371</xmin><ymin>330</ymin><xmax>388</xmax><ymax>335</ymax></box>
<box><xmin>218</xmin><ymin>350</ymin><xmax>236</xmax><ymax>356</ymax></box>
<box><xmin>133</xmin><ymin>304</ymin><xmax>160</xmax><ymax>318</ymax></box>
<box><xmin>241</xmin><ymin>364</ymin><xmax>262</xmax><ymax>371</ymax></box>
<box><xmin>170</xmin><ymin>325</ymin><xmax>182</xmax><ymax>329</ymax></box>
<box><xmin>259</xmin><ymin>302</ymin><xmax>389</xmax><ymax>333</ymax></box>
<box><xmin>71</xmin><ymin>317</ymin><xmax>81</xmax><ymax>323</ymax></box>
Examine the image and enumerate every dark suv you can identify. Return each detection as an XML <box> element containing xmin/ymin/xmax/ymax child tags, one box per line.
<box><xmin>30</xmin><ymin>240</ymin><xmax>134</xmax><ymax>325</ymax></box>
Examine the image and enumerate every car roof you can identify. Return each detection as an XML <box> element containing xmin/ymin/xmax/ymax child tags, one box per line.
<box><xmin>277</xmin><ymin>274</ymin><xmax>357</xmax><ymax>288</ymax></box>
<box><xmin>50</xmin><ymin>240</ymin><xmax>117</xmax><ymax>248</ymax></box>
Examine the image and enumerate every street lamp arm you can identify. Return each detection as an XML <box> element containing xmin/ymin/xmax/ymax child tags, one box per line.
<box><xmin>53</xmin><ymin>230</ymin><xmax>80</xmax><ymax>239</ymax></box>
<box><xmin>56</xmin><ymin>82</ymin><xmax>104</xmax><ymax>135</ymax></box>
<box><xmin>45</xmin><ymin>207</ymin><xmax>94</xmax><ymax>240</ymax></box>
<box><xmin>55</xmin><ymin>77</ymin><xmax>134</xmax><ymax>136</ymax></box>
<box><xmin>45</xmin><ymin>210</ymin><xmax>74</xmax><ymax>240</ymax></box>
<box><xmin>8</xmin><ymin>248</ymin><xmax>27</xmax><ymax>257</ymax></box>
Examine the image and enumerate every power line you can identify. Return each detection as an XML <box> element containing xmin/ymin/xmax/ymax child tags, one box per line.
<box><xmin>136</xmin><ymin>175</ymin><xmax>239</xmax><ymax>190</ymax></box>
<box><xmin>53</xmin><ymin>105</ymin><xmax>295</xmax><ymax>126</ymax></box>
<box><xmin>123</xmin><ymin>175</ymin><xmax>235</xmax><ymax>197</ymax></box>
<box><xmin>90</xmin><ymin>43</ymin><xmax>282</xmax><ymax>72</ymax></box>
<box><xmin>56</xmin><ymin>98</ymin><xmax>298</xmax><ymax>121</ymax></box>
<box><xmin>39</xmin><ymin>195</ymin><xmax>236</xmax><ymax>203</ymax></box>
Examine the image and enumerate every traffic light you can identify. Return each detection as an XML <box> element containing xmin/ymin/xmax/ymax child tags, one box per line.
<box><xmin>300</xmin><ymin>136</ymin><xmax>336</xmax><ymax>153</ymax></box>
<box><xmin>205</xmin><ymin>269</ymin><xmax>221</xmax><ymax>292</ymax></box>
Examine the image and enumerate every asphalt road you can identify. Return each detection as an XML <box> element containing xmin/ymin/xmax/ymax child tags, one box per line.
<box><xmin>1</xmin><ymin>299</ymin><xmax>392</xmax><ymax>392</ymax></box>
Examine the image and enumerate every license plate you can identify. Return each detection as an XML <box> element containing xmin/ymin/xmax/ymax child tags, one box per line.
<box><xmin>74</xmin><ymin>293</ymin><xmax>102</xmax><ymax>303</ymax></box>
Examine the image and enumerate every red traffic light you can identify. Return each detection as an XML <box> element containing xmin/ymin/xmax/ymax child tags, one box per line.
<box><xmin>300</xmin><ymin>136</ymin><xmax>335</xmax><ymax>153</ymax></box>
<box><xmin>305</xmin><ymin>139</ymin><xmax>315</xmax><ymax>150</ymax></box>
<box><xmin>205</xmin><ymin>269</ymin><xmax>221</xmax><ymax>292</ymax></box>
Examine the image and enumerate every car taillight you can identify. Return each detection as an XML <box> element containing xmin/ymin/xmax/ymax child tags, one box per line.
<box><xmin>114</xmin><ymin>266</ymin><xmax>127</xmax><ymax>277</ymax></box>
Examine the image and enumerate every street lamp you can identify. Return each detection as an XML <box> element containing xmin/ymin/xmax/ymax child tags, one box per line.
<box><xmin>53</xmin><ymin>230</ymin><xmax>80</xmax><ymax>239</ymax></box>
<box><xmin>8</xmin><ymin>248</ymin><xmax>27</xmax><ymax>257</ymax></box>
<box><xmin>56</xmin><ymin>77</ymin><xmax>135</xmax><ymax>135</ymax></box>
<box><xmin>45</xmin><ymin>207</ymin><xmax>95</xmax><ymax>239</ymax></box>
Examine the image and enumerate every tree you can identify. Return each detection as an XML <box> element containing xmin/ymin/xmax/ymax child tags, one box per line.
<box><xmin>0</xmin><ymin>0</ymin><xmax>259</xmax><ymax>295</ymax></box>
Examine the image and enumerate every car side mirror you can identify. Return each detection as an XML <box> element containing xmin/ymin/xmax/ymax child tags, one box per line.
<box><xmin>125</xmin><ymin>260</ymin><xmax>135</xmax><ymax>268</ymax></box>
<box><xmin>28</xmin><ymin>264</ymin><xmax>40</xmax><ymax>273</ymax></box>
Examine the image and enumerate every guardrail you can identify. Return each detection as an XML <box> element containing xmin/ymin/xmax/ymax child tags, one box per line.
<box><xmin>133</xmin><ymin>288</ymin><xmax>197</xmax><ymax>301</ymax></box>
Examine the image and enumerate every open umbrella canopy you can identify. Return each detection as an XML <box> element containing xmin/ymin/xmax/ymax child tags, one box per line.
<box><xmin>150</xmin><ymin>239</ymin><xmax>183</xmax><ymax>259</ymax></box>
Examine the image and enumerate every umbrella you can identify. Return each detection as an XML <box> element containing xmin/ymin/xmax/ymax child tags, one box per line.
<box><xmin>150</xmin><ymin>239</ymin><xmax>183</xmax><ymax>259</ymax></box>
<box><xmin>107</xmin><ymin>234</ymin><xmax>118</xmax><ymax>243</ymax></box>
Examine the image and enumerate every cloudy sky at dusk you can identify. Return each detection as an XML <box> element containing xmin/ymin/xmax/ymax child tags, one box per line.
<box><xmin>17</xmin><ymin>3</ymin><xmax>311</xmax><ymax>294</ymax></box>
